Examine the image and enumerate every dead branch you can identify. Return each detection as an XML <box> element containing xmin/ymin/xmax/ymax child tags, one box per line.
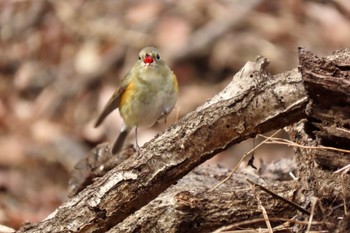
<box><xmin>19</xmin><ymin>56</ymin><xmax>308</xmax><ymax>232</ymax></box>
<box><xmin>110</xmin><ymin>166</ymin><xmax>298</xmax><ymax>232</ymax></box>
<box><xmin>287</xmin><ymin>48</ymin><xmax>350</xmax><ymax>232</ymax></box>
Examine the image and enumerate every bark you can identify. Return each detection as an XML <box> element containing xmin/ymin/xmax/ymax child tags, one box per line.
<box><xmin>18</xmin><ymin>56</ymin><xmax>308</xmax><ymax>233</ymax></box>
<box><xmin>110</xmin><ymin>166</ymin><xmax>298</xmax><ymax>233</ymax></box>
<box><xmin>288</xmin><ymin>48</ymin><xmax>350</xmax><ymax>232</ymax></box>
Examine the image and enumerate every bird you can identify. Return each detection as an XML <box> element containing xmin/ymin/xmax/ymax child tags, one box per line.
<box><xmin>94</xmin><ymin>47</ymin><xmax>178</xmax><ymax>154</ymax></box>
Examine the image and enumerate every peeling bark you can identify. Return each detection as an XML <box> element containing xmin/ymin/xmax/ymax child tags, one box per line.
<box><xmin>287</xmin><ymin>48</ymin><xmax>350</xmax><ymax>232</ymax></box>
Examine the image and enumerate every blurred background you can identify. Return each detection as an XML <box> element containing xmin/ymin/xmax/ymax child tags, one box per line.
<box><xmin>0</xmin><ymin>0</ymin><xmax>350</xmax><ymax>229</ymax></box>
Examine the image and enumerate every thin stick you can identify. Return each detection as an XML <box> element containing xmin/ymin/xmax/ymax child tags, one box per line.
<box><xmin>251</xmin><ymin>183</ymin><xmax>273</xmax><ymax>233</ymax></box>
<box><xmin>259</xmin><ymin>135</ymin><xmax>350</xmax><ymax>154</ymax></box>
<box><xmin>334</xmin><ymin>163</ymin><xmax>350</xmax><ymax>174</ymax></box>
<box><xmin>212</xmin><ymin>217</ymin><xmax>325</xmax><ymax>233</ymax></box>
<box><xmin>306</xmin><ymin>197</ymin><xmax>318</xmax><ymax>233</ymax></box>
<box><xmin>246</xmin><ymin>179</ymin><xmax>310</xmax><ymax>215</ymax></box>
<box><xmin>341</xmin><ymin>174</ymin><xmax>348</xmax><ymax>215</ymax></box>
<box><xmin>210</xmin><ymin>129</ymin><xmax>281</xmax><ymax>191</ymax></box>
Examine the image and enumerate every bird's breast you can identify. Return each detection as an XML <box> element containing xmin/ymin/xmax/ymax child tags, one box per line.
<box><xmin>119</xmin><ymin>68</ymin><xmax>177</xmax><ymax>127</ymax></box>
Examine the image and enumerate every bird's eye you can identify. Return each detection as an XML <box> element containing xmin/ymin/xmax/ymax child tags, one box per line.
<box><xmin>156</xmin><ymin>54</ymin><xmax>161</xmax><ymax>60</ymax></box>
<box><xmin>138</xmin><ymin>56</ymin><xmax>141</xmax><ymax>60</ymax></box>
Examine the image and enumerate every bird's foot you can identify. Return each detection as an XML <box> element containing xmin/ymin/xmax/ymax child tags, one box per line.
<box><xmin>135</xmin><ymin>143</ymin><xmax>141</xmax><ymax>155</ymax></box>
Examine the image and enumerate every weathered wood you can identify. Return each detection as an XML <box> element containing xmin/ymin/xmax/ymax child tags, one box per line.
<box><xmin>287</xmin><ymin>48</ymin><xmax>350</xmax><ymax>232</ymax></box>
<box><xmin>298</xmin><ymin>48</ymin><xmax>350</xmax><ymax>169</ymax></box>
<box><xmin>19</xmin><ymin>57</ymin><xmax>308</xmax><ymax>233</ymax></box>
<box><xmin>110</xmin><ymin>166</ymin><xmax>298</xmax><ymax>233</ymax></box>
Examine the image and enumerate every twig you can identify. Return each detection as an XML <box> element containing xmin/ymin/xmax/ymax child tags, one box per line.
<box><xmin>250</xmin><ymin>183</ymin><xmax>273</xmax><ymax>233</ymax></box>
<box><xmin>306</xmin><ymin>197</ymin><xmax>318</xmax><ymax>233</ymax></box>
<box><xmin>334</xmin><ymin>163</ymin><xmax>350</xmax><ymax>174</ymax></box>
<box><xmin>212</xmin><ymin>217</ymin><xmax>325</xmax><ymax>233</ymax></box>
<box><xmin>258</xmin><ymin>135</ymin><xmax>350</xmax><ymax>154</ymax></box>
<box><xmin>336</xmin><ymin>162</ymin><xmax>350</xmax><ymax>216</ymax></box>
<box><xmin>246</xmin><ymin>179</ymin><xmax>310</xmax><ymax>215</ymax></box>
<box><xmin>210</xmin><ymin>130</ymin><xmax>281</xmax><ymax>191</ymax></box>
<box><xmin>340</xmin><ymin>174</ymin><xmax>348</xmax><ymax>215</ymax></box>
<box><xmin>289</xmin><ymin>171</ymin><xmax>298</xmax><ymax>181</ymax></box>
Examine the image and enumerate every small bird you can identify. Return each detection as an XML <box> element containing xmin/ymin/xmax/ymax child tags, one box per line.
<box><xmin>95</xmin><ymin>47</ymin><xmax>178</xmax><ymax>154</ymax></box>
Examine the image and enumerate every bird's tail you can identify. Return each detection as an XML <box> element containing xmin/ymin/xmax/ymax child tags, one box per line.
<box><xmin>111</xmin><ymin>128</ymin><xmax>131</xmax><ymax>154</ymax></box>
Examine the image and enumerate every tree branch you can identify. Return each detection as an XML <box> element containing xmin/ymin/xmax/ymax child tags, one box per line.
<box><xmin>111</xmin><ymin>166</ymin><xmax>298</xmax><ymax>232</ymax></box>
<box><xmin>19</xmin><ymin>56</ymin><xmax>308</xmax><ymax>233</ymax></box>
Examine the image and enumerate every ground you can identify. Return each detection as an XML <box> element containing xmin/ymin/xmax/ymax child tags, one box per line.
<box><xmin>0</xmin><ymin>0</ymin><xmax>350</xmax><ymax>230</ymax></box>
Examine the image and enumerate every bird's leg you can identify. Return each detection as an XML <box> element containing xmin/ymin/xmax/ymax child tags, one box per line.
<box><xmin>156</xmin><ymin>111</ymin><xmax>169</xmax><ymax>124</ymax></box>
<box><xmin>163</xmin><ymin>114</ymin><xmax>167</xmax><ymax>124</ymax></box>
<box><xmin>134</xmin><ymin>126</ymin><xmax>141</xmax><ymax>153</ymax></box>
<box><xmin>174</xmin><ymin>106</ymin><xmax>180</xmax><ymax>122</ymax></box>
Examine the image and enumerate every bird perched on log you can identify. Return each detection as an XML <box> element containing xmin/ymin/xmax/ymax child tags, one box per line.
<box><xmin>95</xmin><ymin>47</ymin><xmax>178</xmax><ymax>154</ymax></box>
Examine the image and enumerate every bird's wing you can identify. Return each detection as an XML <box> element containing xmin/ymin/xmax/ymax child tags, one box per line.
<box><xmin>94</xmin><ymin>72</ymin><xmax>131</xmax><ymax>127</ymax></box>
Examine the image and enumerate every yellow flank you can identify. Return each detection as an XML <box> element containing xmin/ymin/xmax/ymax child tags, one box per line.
<box><xmin>172</xmin><ymin>73</ymin><xmax>179</xmax><ymax>93</ymax></box>
<box><xmin>119</xmin><ymin>80</ymin><xmax>136</xmax><ymax>110</ymax></box>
